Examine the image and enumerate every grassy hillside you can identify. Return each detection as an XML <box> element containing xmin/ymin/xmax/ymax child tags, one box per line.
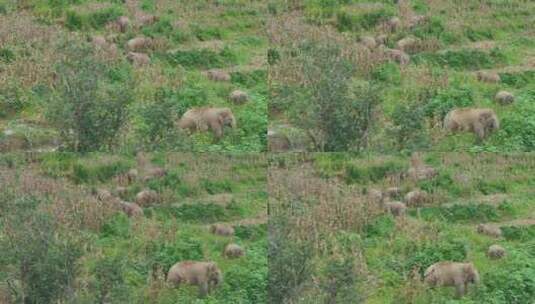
<box><xmin>269</xmin><ymin>153</ymin><xmax>535</xmax><ymax>303</ymax></box>
<box><xmin>268</xmin><ymin>0</ymin><xmax>535</xmax><ymax>152</ymax></box>
<box><xmin>0</xmin><ymin>152</ymin><xmax>267</xmax><ymax>303</ymax></box>
<box><xmin>0</xmin><ymin>0</ymin><xmax>267</xmax><ymax>152</ymax></box>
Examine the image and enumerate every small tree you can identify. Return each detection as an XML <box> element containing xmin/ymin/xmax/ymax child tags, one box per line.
<box><xmin>47</xmin><ymin>41</ymin><xmax>132</xmax><ymax>151</ymax></box>
<box><xmin>320</xmin><ymin>256</ymin><xmax>361</xmax><ymax>304</ymax></box>
<box><xmin>0</xmin><ymin>197</ymin><xmax>82</xmax><ymax>304</ymax></box>
<box><xmin>388</xmin><ymin>102</ymin><xmax>429</xmax><ymax>151</ymax></box>
<box><xmin>268</xmin><ymin>216</ymin><xmax>313</xmax><ymax>303</ymax></box>
<box><xmin>289</xmin><ymin>41</ymin><xmax>380</xmax><ymax>151</ymax></box>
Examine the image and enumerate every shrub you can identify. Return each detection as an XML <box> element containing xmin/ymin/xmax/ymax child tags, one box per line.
<box><xmin>336</xmin><ymin>8</ymin><xmax>393</xmax><ymax>32</ymax></box>
<box><xmin>131</xmin><ymin>89</ymin><xmax>185</xmax><ymax>151</ymax></box>
<box><xmin>155</xmin><ymin>202</ymin><xmax>243</xmax><ymax>223</ymax></box>
<box><xmin>92</xmin><ymin>255</ymin><xmax>130</xmax><ymax>303</ymax></box>
<box><xmin>493</xmin><ymin>92</ymin><xmax>535</xmax><ymax>151</ymax></box>
<box><xmin>418</xmin><ymin>172</ymin><xmax>461</xmax><ymax>196</ymax></box>
<box><xmin>405</xmin><ymin>239</ymin><xmax>467</xmax><ymax>276</ymax></box>
<box><xmin>235</xmin><ymin>223</ymin><xmax>267</xmax><ymax>241</ymax></box>
<box><xmin>501</xmin><ymin>225</ymin><xmax>535</xmax><ymax>242</ymax></box>
<box><xmin>100</xmin><ymin>213</ymin><xmax>131</xmax><ymax>238</ymax></box>
<box><xmin>191</xmin><ymin>25</ymin><xmax>224</xmax><ymax>41</ymax></box>
<box><xmin>289</xmin><ymin>41</ymin><xmax>380</xmax><ymax>151</ymax></box>
<box><xmin>364</xmin><ymin>215</ymin><xmax>396</xmax><ymax>238</ymax></box>
<box><xmin>268</xmin><ymin>216</ymin><xmax>314</xmax><ymax>304</ymax></box>
<box><xmin>423</xmin><ymin>85</ymin><xmax>474</xmax><ymax>122</ymax></box>
<box><xmin>320</xmin><ymin>256</ymin><xmax>362</xmax><ymax>304</ymax></box>
<box><xmin>46</xmin><ymin>42</ymin><xmax>133</xmax><ymax>151</ymax></box>
<box><xmin>151</xmin><ymin>232</ymin><xmax>204</xmax><ymax>272</ymax></box>
<box><xmin>65</xmin><ymin>5</ymin><xmax>124</xmax><ymax>30</ymax></box>
<box><xmin>465</xmin><ymin>27</ymin><xmax>495</xmax><ymax>41</ymax></box>
<box><xmin>163</xmin><ymin>47</ymin><xmax>237</xmax><ymax>69</ymax></box>
<box><xmin>142</xmin><ymin>17</ymin><xmax>174</xmax><ymax>38</ymax></box>
<box><xmin>477</xmin><ymin>179</ymin><xmax>507</xmax><ymax>194</ymax></box>
<box><xmin>71</xmin><ymin>159</ymin><xmax>130</xmax><ymax>184</ymax></box>
<box><xmin>202</xmin><ymin>179</ymin><xmax>234</xmax><ymax>194</ymax></box>
<box><xmin>476</xmin><ymin>250</ymin><xmax>535</xmax><ymax>303</ymax></box>
<box><xmin>412</xmin><ymin>48</ymin><xmax>507</xmax><ymax>70</ymax></box>
<box><xmin>417</xmin><ymin>203</ymin><xmax>500</xmax><ymax>223</ymax></box>
<box><xmin>371</xmin><ymin>62</ymin><xmax>401</xmax><ymax>84</ymax></box>
<box><xmin>499</xmin><ymin>71</ymin><xmax>535</xmax><ymax>88</ymax></box>
<box><xmin>220</xmin><ymin>253</ymin><xmax>268</xmax><ymax>303</ymax></box>
<box><xmin>0</xmin><ymin>81</ymin><xmax>27</xmax><ymax>118</ymax></box>
<box><xmin>0</xmin><ymin>47</ymin><xmax>15</xmax><ymax>62</ymax></box>
<box><xmin>267</xmin><ymin>48</ymin><xmax>280</xmax><ymax>65</ymax></box>
<box><xmin>389</xmin><ymin>102</ymin><xmax>429</xmax><ymax>151</ymax></box>
<box><xmin>345</xmin><ymin>161</ymin><xmax>405</xmax><ymax>184</ymax></box>
<box><xmin>0</xmin><ymin>197</ymin><xmax>82</xmax><ymax>304</ymax></box>
<box><xmin>231</xmin><ymin>69</ymin><xmax>267</xmax><ymax>88</ymax></box>
<box><xmin>412</xmin><ymin>17</ymin><xmax>446</xmax><ymax>40</ymax></box>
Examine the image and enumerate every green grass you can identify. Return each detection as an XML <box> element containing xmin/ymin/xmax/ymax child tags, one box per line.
<box><xmin>269</xmin><ymin>0</ymin><xmax>535</xmax><ymax>153</ymax></box>
<box><xmin>270</xmin><ymin>153</ymin><xmax>535</xmax><ymax>303</ymax></box>
<box><xmin>0</xmin><ymin>0</ymin><xmax>267</xmax><ymax>152</ymax></box>
<box><xmin>0</xmin><ymin>153</ymin><xmax>267</xmax><ymax>303</ymax></box>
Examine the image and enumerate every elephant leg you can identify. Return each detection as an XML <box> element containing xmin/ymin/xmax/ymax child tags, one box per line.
<box><xmin>209</xmin><ymin>121</ymin><xmax>223</xmax><ymax>139</ymax></box>
<box><xmin>198</xmin><ymin>282</ymin><xmax>208</xmax><ymax>298</ymax></box>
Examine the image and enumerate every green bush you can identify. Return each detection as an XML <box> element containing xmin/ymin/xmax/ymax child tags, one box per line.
<box><xmin>65</xmin><ymin>5</ymin><xmax>124</xmax><ymax>30</ymax></box>
<box><xmin>411</xmin><ymin>17</ymin><xmax>453</xmax><ymax>43</ymax></box>
<box><xmin>268</xmin><ymin>216</ymin><xmax>314</xmax><ymax>304</ymax></box>
<box><xmin>163</xmin><ymin>47</ymin><xmax>237</xmax><ymax>69</ymax></box>
<box><xmin>191</xmin><ymin>25</ymin><xmax>224</xmax><ymax>41</ymax></box>
<box><xmin>319</xmin><ymin>256</ymin><xmax>362</xmax><ymax>304</ymax></box>
<box><xmin>336</xmin><ymin>8</ymin><xmax>393</xmax><ymax>32</ymax></box>
<box><xmin>46</xmin><ymin>42</ymin><xmax>133</xmax><ymax>151</ymax></box>
<box><xmin>140</xmin><ymin>0</ymin><xmax>155</xmax><ymax>12</ymax></box>
<box><xmin>465</xmin><ymin>27</ymin><xmax>495</xmax><ymax>41</ymax></box>
<box><xmin>92</xmin><ymin>255</ymin><xmax>131</xmax><ymax>303</ymax></box>
<box><xmin>71</xmin><ymin>159</ymin><xmax>130</xmax><ymax>184</ymax></box>
<box><xmin>100</xmin><ymin>213</ymin><xmax>131</xmax><ymax>238</ymax></box>
<box><xmin>501</xmin><ymin>225</ymin><xmax>535</xmax><ymax>242</ymax></box>
<box><xmin>417</xmin><ymin>203</ymin><xmax>500</xmax><ymax>223</ymax></box>
<box><xmin>39</xmin><ymin>152</ymin><xmax>77</xmax><ymax>178</ymax></box>
<box><xmin>0</xmin><ymin>47</ymin><xmax>15</xmax><ymax>62</ymax></box>
<box><xmin>405</xmin><ymin>239</ymin><xmax>467</xmax><ymax>276</ymax></box>
<box><xmin>418</xmin><ymin>172</ymin><xmax>461</xmax><ymax>196</ymax></box>
<box><xmin>231</xmin><ymin>69</ymin><xmax>267</xmax><ymax>88</ymax></box>
<box><xmin>371</xmin><ymin>62</ymin><xmax>401</xmax><ymax>84</ymax></box>
<box><xmin>389</xmin><ymin>102</ymin><xmax>429</xmax><ymax>151</ymax></box>
<box><xmin>155</xmin><ymin>202</ymin><xmax>243</xmax><ymax>223</ymax></box>
<box><xmin>493</xmin><ymin>92</ymin><xmax>535</xmax><ymax>151</ymax></box>
<box><xmin>412</xmin><ymin>48</ymin><xmax>507</xmax><ymax>70</ymax></box>
<box><xmin>151</xmin><ymin>232</ymin><xmax>204</xmax><ymax>272</ymax></box>
<box><xmin>0</xmin><ymin>81</ymin><xmax>27</xmax><ymax>118</ymax></box>
<box><xmin>220</xmin><ymin>252</ymin><xmax>268</xmax><ymax>303</ymax></box>
<box><xmin>289</xmin><ymin>41</ymin><xmax>380</xmax><ymax>151</ymax></box>
<box><xmin>0</xmin><ymin>2</ymin><xmax>8</xmax><ymax>14</ymax></box>
<box><xmin>477</xmin><ymin>179</ymin><xmax>507</xmax><ymax>194</ymax></box>
<box><xmin>235</xmin><ymin>223</ymin><xmax>267</xmax><ymax>241</ymax></box>
<box><xmin>267</xmin><ymin>48</ymin><xmax>280</xmax><ymax>65</ymax></box>
<box><xmin>0</xmin><ymin>198</ymin><xmax>82</xmax><ymax>304</ymax></box>
<box><xmin>147</xmin><ymin>171</ymin><xmax>181</xmax><ymax>190</ymax></box>
<box><xmin>364</xmin><ymin>215</ymin><xmax>396</xmax><ymax>238</ymax></box>
<box><xmin>345</xmin><ymin>161</ymin><xmax>405</xmax><ymax>184</ymax></box>
<box><xmin>499</xmin><ymin>71</ymin><xmax>535</xmax><ymax>88</ymax></box>
<box><xmin>142</xmin><ymin>17</ymin><xmax>174</xmax><ymax>38</ymax></box>
<box><xmin>131</xmin><ymin>89</ymin><xmax>185</xmax><ymax>151</ymax></box>
<box><xmin>202</xmin><ymin>179</ymin><xmax>234</xmax><ymax>194</ymax></box>
<box><xmin>423</xmin><ymin>85</ymin><xmax>474</xmax><ymax>122</ymax></box>
<box><xmin>476</xmin><ymin>250</ymin><xmax>535</xmax><ymax>303</ymax></box>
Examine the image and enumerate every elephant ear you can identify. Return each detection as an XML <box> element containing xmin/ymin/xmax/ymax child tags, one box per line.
<box><xmin>208</xmin><ymin>263</ymin><xmax>221</xmax><ymax>283</ymax></box>
<box><xmin>465</xmin><ymin>263</ymin><xmax>480</xmax><ymax>284</ymax></box>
